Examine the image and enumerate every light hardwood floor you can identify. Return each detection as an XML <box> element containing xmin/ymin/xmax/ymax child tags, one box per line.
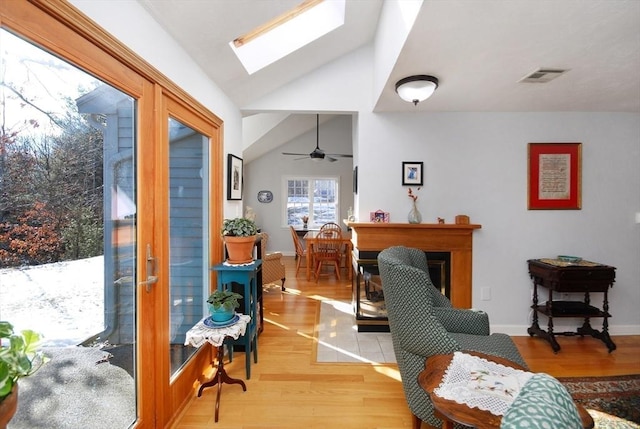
<box><xmin>171</xmin><ymin>256</ymin><xmax>640</xmax><ymax>429</ymax></box>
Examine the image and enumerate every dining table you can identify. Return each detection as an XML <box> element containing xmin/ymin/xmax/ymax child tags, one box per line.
<box><xmin>303</xmin><ymin>230</ymin><xmax>353</xmax><ymax>281</ymax></box>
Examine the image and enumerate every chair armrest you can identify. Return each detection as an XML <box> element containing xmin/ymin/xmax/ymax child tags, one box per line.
<box><xmin>264</xmin><ymin>252</ymin><xmax>283</xmax><ymax>261</ymax></box>
<box><xmin>433</xmin><ymin>307</ymin><xmax>490</xmax><ymax>335</ymax></box>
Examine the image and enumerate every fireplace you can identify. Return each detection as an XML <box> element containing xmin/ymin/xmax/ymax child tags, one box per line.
<box><xmin>347</xmin><ymin>221</ymin><xmax>481</xmax><ymax>332</ymax></box>
<box><xmin>353</xmin><ymin>251</ymin><xmax>451</xmax><ymax>332</ymax></box>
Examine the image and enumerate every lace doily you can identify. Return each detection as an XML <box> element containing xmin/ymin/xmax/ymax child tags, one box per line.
<box><xmin>184</xmin><ymin>313</ymin><xmax>251</xmax><ymax>348</ymax></box>
<box><xmin>222</xmin><ymin>260</ymin><xmax>257</xmax><ymax>267</ymax></box>
<box><xmin>433</xmin><ymin>351</ymin><xmax>533</xmax><ymax>415</ymax></box>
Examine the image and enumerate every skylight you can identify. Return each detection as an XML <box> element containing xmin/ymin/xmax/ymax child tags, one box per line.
<box><xmin>230</xmin><ymin>0</ymin><xmax>346</xmax><ymax>75</ymax></box>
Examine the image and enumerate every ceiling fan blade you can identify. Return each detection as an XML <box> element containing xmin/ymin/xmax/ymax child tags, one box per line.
<box><xmin>326</xmin><ymin>156</ymin><xmax>338</xmax><ymax>162</ymax></box>
<box><xmin>326</xmin><ymin>153</ymin><xmax>353</xmax><ymax>158</ymax></box>
<box><xmin>282</xmin><ymin>152</ymin><xmax>307</xmax><ymax>156</ymax></box>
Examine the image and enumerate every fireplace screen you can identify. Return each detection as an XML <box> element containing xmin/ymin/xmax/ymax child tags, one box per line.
<box><xmin>353</xmin><ymin>252</ymin><xmax>450</xmax><ymax>332</ymax></box>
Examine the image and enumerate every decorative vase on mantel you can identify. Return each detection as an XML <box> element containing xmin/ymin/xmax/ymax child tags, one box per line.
<box><xmin>408</xmin><ymin>201</ymin><xmax>423</xmax><ymax>224</ymax></box>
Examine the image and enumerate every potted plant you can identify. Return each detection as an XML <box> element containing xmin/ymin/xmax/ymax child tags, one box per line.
<box><xmin>206</xmin><ymin>290</ymin><xmax>243</xmax><ymax>323</ymax></box>
<box><xmin>0</xmin><ymin>321</ymin><xmax>46</xmax><ymax>427</ymax></box>
<box><xmin>221</xmin><ymin>217</ymin><xmax>258</xmax><ymax>264</ymax></box>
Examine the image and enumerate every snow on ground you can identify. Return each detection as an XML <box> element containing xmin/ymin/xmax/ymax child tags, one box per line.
<box><xmin>0</xmin><ymin>257</ymin><xmax>104</xmax><ymax>346</ymax></box>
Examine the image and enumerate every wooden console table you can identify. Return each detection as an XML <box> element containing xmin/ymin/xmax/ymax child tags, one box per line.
<box><xmin>527</xmin><ymin>258</ymin><xmax>616</xmax><ymax>353</ymax></box>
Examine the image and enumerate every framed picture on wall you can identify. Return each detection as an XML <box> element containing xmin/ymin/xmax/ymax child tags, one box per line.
<box><xmin>353</xmin><ymin>166</ymin><xmax>358</xmax><ymax>194</ymax></box>
<box><xmin>528</xmin><ymin>143</ymin><xmax>582</xmax><ymax>210</ymax></box>
<box><xmin>402</xmin><ymin>161</ymin><xmax>423</xmax><ymax>186</ymax></box>
<box><xmin>227</xmin><ymin>154</ymin><xmax>243</xmax><ymax>200</ymax></box>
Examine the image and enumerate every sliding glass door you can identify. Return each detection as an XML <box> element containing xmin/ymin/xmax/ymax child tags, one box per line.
<box><xmin>1</xmin><ymin>3</ymin><xmax>224</xmax><ymax>426</ymax></box>
<box><xmin>0</xmin><ymin>28</ymin><xmax>137</xmax><ymax>428</ymax></box>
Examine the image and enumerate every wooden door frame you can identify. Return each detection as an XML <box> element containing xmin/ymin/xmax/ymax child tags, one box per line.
<box><xmin>0</xmin><ymin>1</ymin><xmax>223</xmax><ymax>426</ymax></box>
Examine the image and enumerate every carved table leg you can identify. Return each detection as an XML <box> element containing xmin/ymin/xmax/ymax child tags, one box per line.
<box><xmin>197</xmin><ymin>343</ymin><xmax>247</xmax><ymax>422</ymax></box>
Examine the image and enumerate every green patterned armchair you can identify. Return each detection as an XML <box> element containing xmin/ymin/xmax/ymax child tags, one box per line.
<box><xmin>377</xmin><ymin>246</ymin><xmax>528</xmax><ymax>429</ymax></box>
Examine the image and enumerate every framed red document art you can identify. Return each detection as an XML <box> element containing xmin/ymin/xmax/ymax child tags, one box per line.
<box><xmin>528</xmin><ymin>143</ymin><xmax>582</xmax><ymax>210</ymax></box>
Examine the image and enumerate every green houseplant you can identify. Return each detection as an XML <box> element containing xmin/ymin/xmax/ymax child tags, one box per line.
<box><xmin>0</xmin><ymin>321</ymin><xmax>46</xmax><ymax>426</ymax></box>
<box><xmin>206</xmin><ymin>290</ymin><xmax>243</xmax><ymax>323</ymax></box>
<box><xmin>221</xmin><ymin>217</ymin><xmax>258</xmax><ymax>264</ymax></box>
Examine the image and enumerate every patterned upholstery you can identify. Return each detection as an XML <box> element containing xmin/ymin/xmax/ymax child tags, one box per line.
<box><xmin>377</xmin><ymin>246</ymin><xmax>528</xmax><ymax>428</ymax></box>
<box><xmin>501</xmin><ymin>373</ymin><xmax>582</xmax><ymax>429</ymax></box>
<box><xmin>260</xmin><ymin>233</ymin><xmax>285</xmax><ymax>291</ymax></box>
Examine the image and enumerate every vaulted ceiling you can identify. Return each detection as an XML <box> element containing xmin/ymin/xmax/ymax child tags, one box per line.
<box><xmin>137</xmin><ymin>0</ymin><xmax>640</xmax><ymax>160</ymax></box>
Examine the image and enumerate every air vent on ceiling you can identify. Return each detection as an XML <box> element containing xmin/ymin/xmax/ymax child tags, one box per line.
<box><xmin>519</xmin><ymin>68</ymin><xmax>569</xmax><ymax>83</ymax></box>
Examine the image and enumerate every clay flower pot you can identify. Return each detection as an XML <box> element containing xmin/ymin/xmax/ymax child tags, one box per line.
<box><xmin>224</xmin><ymin>235</ymin><xmax>256</xmax><ymax>264</ymax></box>
<box><xmin>0</xmin><ymin>384</ymin><xmax>18</xmax><ymax>429</ymax></box>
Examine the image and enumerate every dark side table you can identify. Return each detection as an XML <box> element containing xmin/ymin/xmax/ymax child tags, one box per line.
<box><xmin>527</xmin><ymin>258</ymin><xmax>616</xmax><ymax>353</ymax></box>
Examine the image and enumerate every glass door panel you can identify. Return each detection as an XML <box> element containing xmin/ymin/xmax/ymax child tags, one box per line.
<box><xmin>0</xmin><ymin>29</ymin><xmax>137</xmax><ymax>428</ymax></box>
<box><xmin>168</xmin><ymin>117</ymin><xmax>209</xmax><ymax>377</ymax></box>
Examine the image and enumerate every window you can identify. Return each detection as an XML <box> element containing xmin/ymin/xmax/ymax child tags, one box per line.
<box><xmin>230</xmin><ymin>0</ymin><xmax>346</xmax><ymax>74</ymax></box>
<box><xmin>284</xmin><ymin>176</ymin><xmax>339</xmax><ymax>228</ymax></box>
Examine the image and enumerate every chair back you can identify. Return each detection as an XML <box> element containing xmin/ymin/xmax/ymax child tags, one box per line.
<box><xmin>314</xmin><ymin>228</ymin><xmax>343</xmax><ymax>261</ymax></box>
<box><xmin>289</xmin><ymin>226</ymin><xmax>305</xmax><ymax>257</ymax></box>
<box><xmin>259</xmin><ymin>232</ymin><xmax>268</xmax><ymax>255</ymax></box>
<box><xmin>382</xmin><ymin>246</ymin><xmax>452</xmax><ymax>308</ymax></box>
<box><xmin>319</xmin><ymin>222</ymin><xmax>342</xmax><ymax>235</ymax></box>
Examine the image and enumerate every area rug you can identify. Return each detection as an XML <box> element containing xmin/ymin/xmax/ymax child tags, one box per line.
<box><xmin>558</xmin><ymin>374</ymin><xmax>640</xmax><ymax>426</ymax></box>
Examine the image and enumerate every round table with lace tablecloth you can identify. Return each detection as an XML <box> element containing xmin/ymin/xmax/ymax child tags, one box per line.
<box><xmin>418</xmin><ymin>351</ymin><xmax>594</xmax><ymax>429</ymax></box>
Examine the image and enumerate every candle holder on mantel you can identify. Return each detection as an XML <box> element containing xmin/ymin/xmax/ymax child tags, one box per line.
<box><xmin>455</xmin><ymin>215</ymin><xmax>470</xmax><ymax>225</ymax></box>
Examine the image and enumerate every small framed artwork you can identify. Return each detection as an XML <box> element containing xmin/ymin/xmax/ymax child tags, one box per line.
<box><xmin>353</xmin><ymin>166</ymin><xmax>358</xmax><ymax>194</ymax></box>
<box><xmin>227</xmin><ymin>154</ymin><xmax>243</xmax><ymax>200</ymax></box>
<box><xmin>402</xmin><ymin>161</ymin><xmax>423</xmax><ymax>186</ymax></box>
<box><xmin>528</xmin><ymin>143</ymin><xmax>582</xmax><ymax>210</ymax></box>
<box><xmin>369</xmin><ymin>210</ymin><xmax>390</xmax><ymax>223</ymax></box>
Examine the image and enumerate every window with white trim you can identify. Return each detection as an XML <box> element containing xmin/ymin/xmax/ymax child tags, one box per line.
<box><xmin>283</xmin><ymin>176</ymin><xmax>339</xmax><ymax>228</ymax></box>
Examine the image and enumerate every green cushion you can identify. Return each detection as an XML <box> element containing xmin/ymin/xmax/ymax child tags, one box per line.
<box><xmin>501</xmin><ymin>373</ymin><xmax>582</xmax><ymax>429</ymax></box>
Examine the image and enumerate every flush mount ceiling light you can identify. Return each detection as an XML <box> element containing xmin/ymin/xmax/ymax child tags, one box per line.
<box><xmin>395</xmin><ymin>75</ymin><xmax>439</xmax><ymax>106</ymax></box>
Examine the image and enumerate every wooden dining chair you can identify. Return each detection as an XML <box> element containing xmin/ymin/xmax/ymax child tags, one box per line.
<box><xmin>314</xmin><ymin>227</ymin><xmax>343</xmax><ymax>282</ymax></box>
<box><xmin>319</xmin><ymin>222</ymin><xmax>346</xmax><ymax>271</ymax></box>
<box><xmin>289</xmin><ymin>226</ymin><xmax>308</xmax><ymax>276</ymax></box>
<box><xmin>319</xmin><ymin>222</ymin><xmax>341</xmax><ymax>234</ymax></box>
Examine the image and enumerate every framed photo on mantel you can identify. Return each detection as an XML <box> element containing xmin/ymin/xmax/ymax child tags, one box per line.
<box><xmin>528</xmin><ymin>143</ymin><xmax>581</xmax><ymax>210</ymax></box>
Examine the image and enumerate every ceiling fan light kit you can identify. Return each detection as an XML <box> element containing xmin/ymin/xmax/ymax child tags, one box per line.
<box><xmin>395</xmin><ymin>75</ymin><xmax>439</xmax><ymax>105</ymax></box>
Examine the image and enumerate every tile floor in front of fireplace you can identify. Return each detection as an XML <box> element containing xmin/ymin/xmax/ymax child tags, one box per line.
<box><xmin>315</xmin><ymin>299</ymin><xmax>396</xmax><ymax>364</ymax></box>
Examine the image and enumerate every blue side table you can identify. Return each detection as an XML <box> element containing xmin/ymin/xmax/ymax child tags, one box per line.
<box><xmin>211</xmin><ymin>260</ymin><xmax>262</xmax><ymax>379</ymax></box>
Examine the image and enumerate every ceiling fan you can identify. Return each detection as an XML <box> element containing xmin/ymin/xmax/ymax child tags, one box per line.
<box><xmin>282</xmin><ymin>114</ymin><xmax>353</xmax><ymax>162</ymax></box>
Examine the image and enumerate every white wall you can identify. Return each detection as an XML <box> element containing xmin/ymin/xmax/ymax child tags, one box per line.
<box><xmin>69</xmin><ymin>0</ymin><xmax>245</xmax><ymax>219</ymax></box>
<box><xmin>355</xmin><ymin>111</ymin><xmax>640</xmax><ymax>335</ymax></box>
<box><xmin>244</xmin><ymin>115</ymin><xmax>354</xmax><ymax>253</ymax></box>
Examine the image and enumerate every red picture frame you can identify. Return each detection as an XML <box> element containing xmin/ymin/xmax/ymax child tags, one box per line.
<box><xmin>528</xmin><ymin>143</ymin><xmax>582</xmax><ymax>210</ymax></box>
